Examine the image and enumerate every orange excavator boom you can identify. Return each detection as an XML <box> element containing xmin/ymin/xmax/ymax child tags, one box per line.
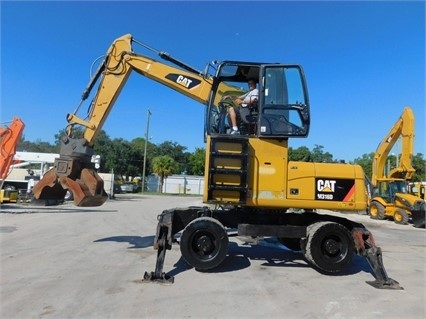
<box><xmin>0</xmin><ymin>117</ymin><xmax>25</xmax><ymax>187</ymax></box>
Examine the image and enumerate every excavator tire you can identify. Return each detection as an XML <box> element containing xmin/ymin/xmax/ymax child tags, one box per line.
<box><xmin>369</xmin><ymin>201</ymin><xmax>385</xmax><ymax>220</ymax></box>
<box><xmin>304</xmin><ymin>221</ymin><xmax>354</xmax><ymax>273</ymax></box>
<box><xmin>393</xmin><ymin>209</ymin><xmax>409</xmax><ymax>225</ymax></box>
<box><xmin>180</xmin><ymin>217</ymin><xmax>229</xmax><ymax>271</ymax></box>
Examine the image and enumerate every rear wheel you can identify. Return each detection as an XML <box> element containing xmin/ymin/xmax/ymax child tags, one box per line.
<box><xmin>369</xmin><ymin>201</ymin><xmax>385</xmax><ymax>220</ymax></box>
<box><xmin>180</xmin><ymin>217</ymin><xmax>228</xmax><ymax>270</ymax></box>
<box><xmin>393</xmin><ymin>209</ymin><xmax>409</xmax><ymax>225</ymax></box>
<box><xmin>304</xmin><ymin>222</ymin><xmax>354</xmax><ymax>273</ymax></box>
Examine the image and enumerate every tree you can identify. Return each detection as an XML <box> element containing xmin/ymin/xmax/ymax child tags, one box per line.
<box><xmin>289</xmin><ymin>145</ymin><xmax>335</xmax><ymax>163</ymax></box>
<box><xmin>152</xmin><ymin>155</ymin><xmax>179</xmax><ymax>193</ymax></box>
<box><xmin>188</xmin><ymin>147</ymin><xmax>205</xmax><ymax>175</ymax></box>
<box><xmin>103</xmin><ymin>138</ymin><xmax>144</xmax><ymax>178</ymax></box>
<box><xmin>412</xmin><ymin>153</ymin><xmax>426</xmax><ymax>181</ymax></box>
<box><xmin>92</xmin><ymin>130</ymin><xmax>113</xmax><ymax>172</ymax></box>
<box><xmin>289</xmin><ymin>146</ymin><xmax>311</xmax><ymax>161</ymax></box>
<box><xmin>353</xmin><ymin>153</ymin><xmax>374</xmax><ymax>180</ymax></box>
<box><xmin>156</xmin><ymin>141</ymin><xmax>188</xmax><ymax>174</ymax></box>
<box><xmin>17</xmin><ymin>138</ymin><xmax>57</xmax><ymax>153</ymax></box>
<box><xmin>311</xmin><ymin>144</ymin><xmax>334</xmax><ymax>163</ymax></box>
<box><xmin>130</xmin><ymin>137</ymin><xmax>157</xmax><ymax>176</ymax></box>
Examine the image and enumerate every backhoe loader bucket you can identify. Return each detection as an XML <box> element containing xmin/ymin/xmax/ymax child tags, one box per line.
<box><xmin>33</xmin><ymin>167</ymin><xmax>108</xmax><ymax>207</ymax></box>
<box><xmin>410</xmin><ymin>203</ymin><xmax>425</xmax><ymax>228</ymax></box>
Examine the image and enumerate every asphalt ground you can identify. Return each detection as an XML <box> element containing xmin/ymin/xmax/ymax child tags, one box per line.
<box><xmin>1</xmin><ymin>194</ymin><xmax>425</xmax><ymax>319</ymax></box>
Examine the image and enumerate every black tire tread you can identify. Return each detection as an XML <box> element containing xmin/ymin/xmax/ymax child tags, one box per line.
<box><xmin>369</xmin><ymin>201</ymin><xmax>385</xmax><ymax>220</ymax></box>
<box><xmin>393</xmin><ymin>208</ymin><xmax>409</xmax><ymax>225</ymax></box>
<box><xmin>180</xmin><ymin>217</ymin><xmax>228</xmax><ymax>271</ymax></box>
<box><xmin>304</xmin><ymin>221</ymin><xmax>354</xmax><ymax>273</ymax></box>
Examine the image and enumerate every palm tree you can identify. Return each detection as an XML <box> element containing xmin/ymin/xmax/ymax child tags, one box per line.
<box><xmin>152</xmin><ymin>155</ymin><xmax>178</xmax><ymax>193</ymax></box>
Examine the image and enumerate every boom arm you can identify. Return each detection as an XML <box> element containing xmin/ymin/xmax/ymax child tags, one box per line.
<box><xmin>0</xmin><ymin>117</ymin><xmax>25</xmax><ymax>187</ymax></box>
<box><xmin>68</xmin><ymin>34</ymin><xmax>213</xmax><ymax>145</ymax></box>
<box><xmin>33</xmin><ymin>34</ymin><xmax>214</xmax><ymax>206</ymax></box>
<box><xmin>371</xmin><ymin>107</ymin><xmax>415</xmax><ymax>185</ymax></box>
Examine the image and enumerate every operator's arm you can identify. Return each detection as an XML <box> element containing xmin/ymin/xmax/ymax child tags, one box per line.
<box><xmin>235</xmin><ymin>89</ymin><xmax>258</xmax><ymax>105</ymax></box>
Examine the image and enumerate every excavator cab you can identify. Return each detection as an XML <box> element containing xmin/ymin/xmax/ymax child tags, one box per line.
<box><xmin>206</xmin><ymin>62</ymin><xmax>310</xmax><ymax>138</ymax></box>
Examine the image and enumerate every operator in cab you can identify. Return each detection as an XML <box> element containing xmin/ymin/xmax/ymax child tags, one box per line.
<box><xmin>224</xmin><ymin>78</ymin><xmax>259</xmax><ymax>135</ymax></box>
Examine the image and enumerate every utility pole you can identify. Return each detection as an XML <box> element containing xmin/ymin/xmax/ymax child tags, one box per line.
<box><xmin>142</xmin><ymin>109</ymin><xmax>151</xmax><ymax>193</ymax></box>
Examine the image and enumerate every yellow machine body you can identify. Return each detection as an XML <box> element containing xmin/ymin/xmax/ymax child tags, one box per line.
<box><xmin>204</xmin><ymin>136</ymin><xmax>367</xmax><ymax>211</ymax></box>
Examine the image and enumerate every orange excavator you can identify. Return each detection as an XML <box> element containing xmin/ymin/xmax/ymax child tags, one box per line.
<box><xmin>0</xmin><ymin>117</ymin><xmax>25</xmax><ymax>202</ymax></box>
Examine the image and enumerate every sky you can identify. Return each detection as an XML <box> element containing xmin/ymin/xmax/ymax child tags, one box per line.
<box><xmin>1</xmin><ymin>1</ymin><xmax>425</xmax><ymax>162</ymax></box>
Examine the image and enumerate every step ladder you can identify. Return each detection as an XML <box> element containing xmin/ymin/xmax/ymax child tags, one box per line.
<box><xmin>207</xmin><ymin>135</ymin><xmax>249</xmax><ymax>204</ymax></box>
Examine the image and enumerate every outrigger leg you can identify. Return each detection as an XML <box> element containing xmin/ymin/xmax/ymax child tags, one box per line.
<box><xmin>352</xmin><ymin>228</ymin><xmax>403</xmax><ymax>290</ymax></box>
<box><xmin>143</xmin><ymin>211</ymin><xmax>175</xmax><ymax>283</ymax></box>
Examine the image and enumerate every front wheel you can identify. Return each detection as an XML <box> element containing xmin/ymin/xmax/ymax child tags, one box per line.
<box><xmin>180</xmin><ymin>217</ymin><xmax>229</xmax><ymax>271</ymax></box>
<box><xmin>393</xmin><ymin>209</ymin><xmax>409</xmax><ymax>225</ymax></box>
<box><xmin>304</xmin><ymin>222</ymin><xmax>354</xmax><ymax>273</ymax></box>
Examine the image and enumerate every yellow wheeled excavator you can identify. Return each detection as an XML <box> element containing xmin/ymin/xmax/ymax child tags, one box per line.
<box><xmin>369</xmin><ymin>107</ymin><xmax>425</xmax><ymax>227</ymax></box>
<box><xmin>33</xmin><ymin>34</ymin><xmax>401</xmax><ymax>289</ymax></box>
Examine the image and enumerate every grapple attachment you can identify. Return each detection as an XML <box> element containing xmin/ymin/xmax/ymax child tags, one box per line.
<box><xmin>33</xmin><ymin>136</ymin><xmax>108</xmax><ymax>207</ymax></box>
<box><xmin>34</xmin><ymin>166</ymin><xmax>108</xmax><ymax>207</ymax></box>
<box><xmin>33</xmin><ymin>137</ymin><xmax>108</xmax><ymax>207</ymax></box>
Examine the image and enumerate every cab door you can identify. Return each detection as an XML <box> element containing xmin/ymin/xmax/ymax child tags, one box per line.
<box><xmin>258</xmin><ymin>65</ymin><xmax>310</xmax><ymax>138</ymax></box>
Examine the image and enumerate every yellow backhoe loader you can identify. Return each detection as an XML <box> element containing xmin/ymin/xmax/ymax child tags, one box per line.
<box><xmin>369</xmin><ymin>107</ymin><xmax>425</xmax><ymax>227</ymax></box>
